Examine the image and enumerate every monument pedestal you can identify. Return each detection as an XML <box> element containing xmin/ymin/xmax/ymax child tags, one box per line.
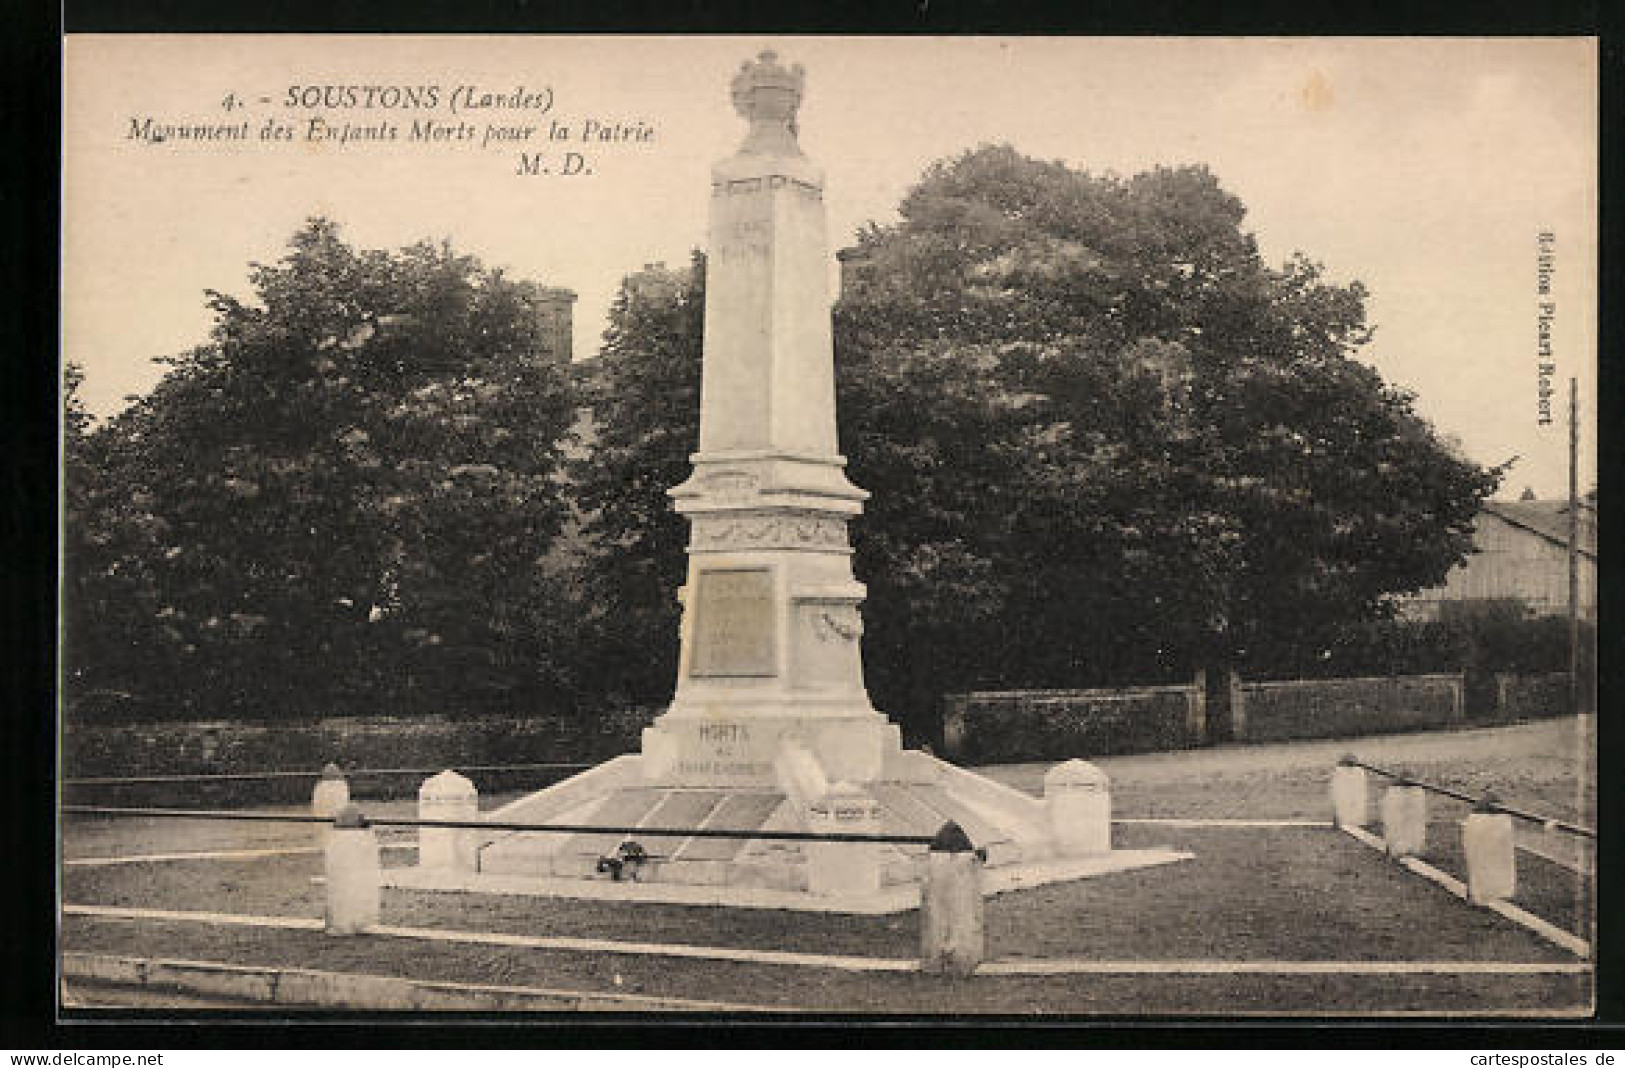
<box><xmin>389</xmin><ymin>742</ymin><xmax>1189</xmax><ymax>911</ymax></box>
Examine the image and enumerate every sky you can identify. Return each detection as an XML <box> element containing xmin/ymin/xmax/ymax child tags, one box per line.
<box><xmin>63</xmin><ymin>35</ymin><xmax>1597</xmax><ymax>498</ymax></box>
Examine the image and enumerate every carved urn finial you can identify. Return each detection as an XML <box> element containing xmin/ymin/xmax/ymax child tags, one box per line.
<box><xmin>730</xmin><ymin>49</ymin><xmax>806</xmax><ymax>154</ymax></box>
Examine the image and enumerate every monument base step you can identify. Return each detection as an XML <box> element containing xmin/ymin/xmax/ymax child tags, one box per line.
<box><xmin>474</xmin><ymin>774</ymin><xmax>1050</xmax><ymax>891</ymax></box>
<box><xmin>379</xmin><ymin>748</ymin><xmax>1193</xmax><ymax>912</ymax></box>
<box><xmin>382</xmin><ymin>847</ymin><xmax>1192</xmax><ymax>914</ymax></box>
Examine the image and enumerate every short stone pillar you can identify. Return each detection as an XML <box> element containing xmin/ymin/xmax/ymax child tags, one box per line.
<box><xmin>1044</xmin><ymin>759</ymin><xmax>1112</xmax><ymax>856</ymax></box>
<box><xmin>920</xmin><ymin>822</ymin><xmax>984</xmax><ymax>977</ymax></box>
<box><xmin>807</xmin><ymin>781</ymin><xmax>884</xmax><ymax>896</ymax></box>
<box><xmin>311</xmin><ymin>763</ymin><xmax>349</xmax><ymax>848</ymax></box>
<box><xmin>324</xmin><ymin>805</ymin><xmax>380</xmax><ymax>936</ymax></box>
<box><xmin>418</xmin><ymin>770</ymin><xmax>479</xmax><ymax>873</ymax></box>
<box><xmin>1330</xmin><ymin>755</ymin><xmax>1369</xmax><ymax>829</ymax></box>
<box><xmin>1462</xmin><ymin>795</ymin><xmax>1516</xmax><ymax>903</ymax></box>
<box><xmin>312</xmin><ymin>763</ymin><xmax>349</xmax><ymax>818</ymax></box>
<box><xmin>1379</xmin><ymin>781</ymin><xmax>1428</xmax><ymax>858</ymax></box>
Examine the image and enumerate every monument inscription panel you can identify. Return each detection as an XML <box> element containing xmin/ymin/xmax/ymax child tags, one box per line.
<box><xmin>690</xmin><ymin>568</ymin><xmax>776</xmax><ymax>677</ymax></box>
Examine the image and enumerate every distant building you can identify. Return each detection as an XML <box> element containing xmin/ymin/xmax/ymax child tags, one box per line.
<box><xmin>623</xmin><ymin>261</ymin><xmax>683</xmax><ymax>304</ymax></box>
<box><xmin>562</xmin><ymin>261</ymin><xmax>687</xmax><ymax>458</ymax></box>
<box><xmin>535</xmin><ymin>261</ymin><xmax>694</xmax><ymax>577</ymax></box>
<box><xmin>530</xmin><ymin>286</ymin><xmax>577</xmax><ymax>364</ymax></box>
<box><xmin>835</xmin><ymin>246</ymin><xmax>872</xmax><ymax>298</ymax></box>
<box><xmin>1398</xmin><ymin>495</ymin><xmax>1597</xmax><ymax>621</ymax></box>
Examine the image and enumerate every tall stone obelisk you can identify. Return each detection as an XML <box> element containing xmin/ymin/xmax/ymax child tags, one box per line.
<box><xmin>640</xmin><ymin>51</ymin><xmax>902</xmax><ymax>788</ymax></box>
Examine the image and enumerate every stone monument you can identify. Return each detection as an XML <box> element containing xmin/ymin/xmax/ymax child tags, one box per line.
<box><xmin>388</xmin><ymin>51</ymin><xmax>1187</xmax><ymax>910</ymax></box>
<box><xmin>645</xmin><ymin>50</ymin><xmax>894</xmax><ymax>788</ymax></box>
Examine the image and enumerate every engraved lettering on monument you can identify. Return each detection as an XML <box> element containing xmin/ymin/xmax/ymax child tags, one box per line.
<box><xmin>697</xmin><ymin>721</ymin><xmax>750</xmax><ymax>756</ymax></box>
<box><xmin>690</xmin><ymin>568</ymin><xmax>776</xmax><ymax>677</ymax></box>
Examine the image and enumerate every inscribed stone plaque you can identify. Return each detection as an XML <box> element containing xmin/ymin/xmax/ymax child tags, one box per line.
<box><xmin>690</xmin><ymin>568</ymin><xmax>776</xmax><ymax>677</ymax></box>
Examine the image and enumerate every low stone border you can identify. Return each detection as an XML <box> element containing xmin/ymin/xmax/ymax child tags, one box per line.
<box><xmin>977</xmin><ymin>958</ymin><xmax>1591</xmax><ymax>976</ymax></box>
<box><xmin>65</xmin><ymin>847</ymin><xmax>322</xmax><ymax>867</ymax></box>
<box><xmin>65</xmin><ymin>842</ymin><xmax>414</xmax><ymax>868</ymax></box>
<box><xmin>62</xmin><ymin>952</ymin><xmax>786</xmax><ymax>1013</ymax></box>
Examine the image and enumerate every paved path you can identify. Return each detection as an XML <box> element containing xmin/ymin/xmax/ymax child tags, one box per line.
<box><xmin>982</xmin><ymin>715</ymin><xmax>1593</xmax><ymax>823</ymax></box>
<box><xmin>988</xmin><ymin>714</ymin><xmax>1590</xmax><ymax>788</ymax></box>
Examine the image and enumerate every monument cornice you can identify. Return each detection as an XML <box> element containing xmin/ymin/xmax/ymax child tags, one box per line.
<box><xmin>711</xmin><ymin>174</ymin><xmax>825</xmax><ymax>199</ymax></box>
<box><xmin>687</xmin><ymin>449</ymin><xmax>852</xmax><ymax>467</ymax></box>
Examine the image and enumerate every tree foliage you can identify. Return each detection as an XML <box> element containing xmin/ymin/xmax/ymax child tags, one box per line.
<box><xmin>64</xmin><ymin>219</ymin><xmax>578</xmax><ymax>721</ymax></box>
<box><xmin>566</xmin><ymin>255</ymin><xmax>705</xmax><ymax>705</ymax></box>
<box><xmin>832</xmin><ymin>146</ymin><xmax>1500</xmax><ymax>731</ymax></box>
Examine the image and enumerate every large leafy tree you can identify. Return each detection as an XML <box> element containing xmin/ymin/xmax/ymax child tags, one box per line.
<box><xmin>64</xmin><ymin>220</ymin><xmax>578</xmax><ymax>721</ymax></box>
<box><xmin>835</xmin><ymin>147</ymin><xmax>1500</xmax><ymax>732</ymax></box>
<box><xmin>62</xmin><ymin>363</ymin><xmax>184</xmax><ymax>719</ymax></box>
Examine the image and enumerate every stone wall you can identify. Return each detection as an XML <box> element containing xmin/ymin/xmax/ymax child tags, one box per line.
<box><xmin>939</xmin><ymin>671</ymin><xmax>1540</xmax><ymax>762</ymax></box>
<box><xmin>942</xmin><ymin>681</ymin><xmax>1205</xmax><ymax>764</ymax></box>
<box><xmin>1491</xmin><ymin>672</ymin><xmax>1576</xmax><ymax>721</ymax></box>
<box><xmin>62</xmin><ymin>710</ymin><xmax>656</xmax><ymax>805</ymax></box>
<box><xmin>1233</xmin><ymin>673</ymin><xmax>1464</xmax><ymax>743</ymax></box>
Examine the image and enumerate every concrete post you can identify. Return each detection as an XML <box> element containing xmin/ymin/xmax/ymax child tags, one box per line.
<box><xmin>1044</xmin><ymin>759</ymin><xmax>1112</xmax><ymax>856</ymax></box>
<box><xmin>311</xmin><ymin>763</ymin><xmax>349</xmax><ymax>848</ymax></box>
<box><xmin>1379</xmin><ymin>782</ymin><xmax>1427</xmax><ymax>858</ymax></box>
<box><xmin>1330</xmin><ymin>756</ymin><xmax>1369</xmax><ymax>829</ymax></box>
<box><xmin>418</xmin><ymin>769</ymin><xmax>479</xmax><ymax>873</ymax></box>
<box><xmin>920</xmin><ymin>822</ymin><xmax>984</xmax><ymax>977</ymax></box>
<box><xmin>806</xmin><ymin>781</ymin><xmax>884</xmax><ymax>896</ymax></box>
<box><xmin>1462</xmin><ymin>796</ymin><xmax>1517</xmax><ymax>903</ymax></box>
<box><xmin>312</xmin><ymin>763</ymin><xmax>349</xmax><ymax>817</ymax></box>
<box><xmin>324</xmin><ymin>805</ymin><xmax>380</xmax><ymax>935</ymax></box>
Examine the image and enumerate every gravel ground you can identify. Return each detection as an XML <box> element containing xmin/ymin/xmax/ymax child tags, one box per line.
<box><xmin>981</xmin><ymin>716</ymin><xmax>1593</xmax><ymax>824</ymax></box>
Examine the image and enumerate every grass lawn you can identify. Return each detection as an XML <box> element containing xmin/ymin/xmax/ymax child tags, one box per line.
<box><xmin>63</xmin><ymin>825</ymin><xmax>1576</xmax><ymax>964</ymax></box>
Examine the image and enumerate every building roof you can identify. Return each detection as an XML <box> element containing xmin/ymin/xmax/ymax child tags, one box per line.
<box><xmin>1481</xmin><ymin>499</ymin><xmax>1597</xmax><ymax>559</ymax></box>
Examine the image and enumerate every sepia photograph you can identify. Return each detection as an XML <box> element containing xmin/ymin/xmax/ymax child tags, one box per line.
<box><xmin>57</xmin><ymin>35</ymin><xmax>1598</xmax><ymax>1019</ymax></box>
